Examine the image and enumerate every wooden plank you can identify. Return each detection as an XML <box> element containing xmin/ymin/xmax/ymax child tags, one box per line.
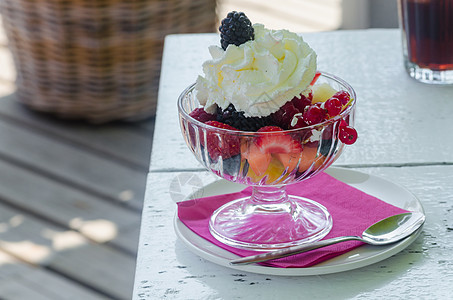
<box><xmin>0</xmin><ymin>203</ymin><xmax>135</xmax><ymax>300</ymax></box>
<box><xmin>115</xmin><ymin>225</ymin><xmax>141</xmax><ymax>255</ymax></box>
<box><xmin>0</xmin><ymin>250</ymin><xmax>107</xmax><ymax>300</ymax></box>
<box><xmin>0</xmin><ymin>158</ymin><xmax>140</xmax><ymax>254</ymax></box>
<box><xmin>0</xmin><ymin>42</ymin><xmax>153</xmax><ymax>171</ymax></box>
<box><xmin>0</xmin><ymin>94</ymin><xmax>153</xmax><ymax>171</ymax></box>
<box><xmin>0</xmin><ymin>118</ymin><xmax>146</xmax><ymax>210</ymax></box>
<box><xmin>47</xmin><ymin>245</ymin><xmax>135</xmax><ymax>299</ymax></box>
<box><xmin>0</xmin><ymin>20</ymin><xmax>140</xmax><ymax>299</ymax></box>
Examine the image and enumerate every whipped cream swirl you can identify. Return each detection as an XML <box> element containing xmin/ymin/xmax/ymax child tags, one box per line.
<box><xmin>195</xmin><ymin>24</ymin><xmax>317</xmax><ymax>117</ymax></box>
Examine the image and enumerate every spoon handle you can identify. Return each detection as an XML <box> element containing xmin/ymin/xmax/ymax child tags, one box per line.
<box><xmin>230</xmin><ymin>235</ymin><xmax>362</xmax><ymax>266</ymax></box>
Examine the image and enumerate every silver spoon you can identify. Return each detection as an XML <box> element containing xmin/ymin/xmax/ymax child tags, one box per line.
<box><xmin>230</xmin><ymin>212</ymin><xmax>425</xmax><ymax>266</ymax></box>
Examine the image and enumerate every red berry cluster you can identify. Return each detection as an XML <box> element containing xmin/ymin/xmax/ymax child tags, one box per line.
<box><xmin>291</xmin><ymin>90</ymin><xmax>350</xmax><ymax>128</ymax></box>
<box><xmin>270</xmin><ymin>93</ymin><xmax>312</xmax><ymax>129</ymax></box>
<box><xmin>189</xmin><ymin>88</ymin><xmax>357</xmax><ymax>147</ymax></box>
<box><xmin>188</xmin><ymin>86</ymin><xmax>357</xmax><ymax>162</ymax></box>
<box><xmin>289</xmin><ymin>90</ymin><xmax>358</xmax><ymax>144</ymax></box>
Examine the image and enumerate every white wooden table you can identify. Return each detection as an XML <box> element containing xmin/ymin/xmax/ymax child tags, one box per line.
<box><xmin>134</xmin><ymin>29</ymin><xmax>453</xmax><ymax>299</ymax></box>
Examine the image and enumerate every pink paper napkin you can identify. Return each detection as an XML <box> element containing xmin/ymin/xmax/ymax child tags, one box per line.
<box><xmin>177</xmin><ymin>172</ymin><xmax>408</xmax><ymax>268</ymax></box>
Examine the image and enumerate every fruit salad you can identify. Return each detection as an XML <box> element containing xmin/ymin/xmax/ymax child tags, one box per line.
<box><xmin>180</xmin><ymin>11</ymin><xmax>357</xmax><ymax>185</ymax></box>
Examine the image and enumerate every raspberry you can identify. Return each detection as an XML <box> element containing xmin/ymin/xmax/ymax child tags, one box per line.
<box><xmin>204</xmin><ymin>121</ymin><xmax>241</xmax><ymax>159</ymax></box>
<box><xmin>189</xmin><ymin>107</ymin><xmax>216</xmax><ymax>123</ymax></box>
<box><xmin>205</xmin><ymin>120</ymin><xmax>238</xmax><ymax>130</ymax></box>
<box><xmin>216</xmin><ymin>104</ymin><xmax>272</xmax><ymax>131</ymax></box>
<box><xmin>290</xmin><ymin>94</ymin><xmax>312</xmax><ymax>113</ymax></box>
<box><xmin>219</xmin><ymin>11</ymin><xmax>254</xmax><ymax>50</ymax></box>
<box><xmin>289</xmin><ymin>114</ymin><xmax>308</xmax><ymax>129</ymax></box>
<box><xmin>270</xmin><ymin>101</ymin><xmax>301</xmax><ymax>129</ymax></box>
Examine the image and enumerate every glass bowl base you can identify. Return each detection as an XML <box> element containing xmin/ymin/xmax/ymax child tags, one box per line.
<box><xmin>209</xmin><ymin>196</ymin><xmax>333</xmax><ymax>251</ymax></box>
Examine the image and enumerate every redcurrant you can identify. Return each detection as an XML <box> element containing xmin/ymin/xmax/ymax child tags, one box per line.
<box><xmin>339</xmin><ymin>125</ymin><xmax>358</xmax><ymax>145</ymax></box>
<box><xmin>303</xmin><ymin>105</ymin><xmax>326</xmax><ymax>125</ymax></box>
<box><xmin>325</xmin><ymin>97</ymin><xmax>342</xmax><ymax>117</ymax></box>
<box><xmin>334</xmin><ymin>90</ymin><xmax>351</xmax><ymax>105</ymax></box>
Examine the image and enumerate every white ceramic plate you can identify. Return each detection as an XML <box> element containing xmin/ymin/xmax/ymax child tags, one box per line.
<box><xmin>174</xmin><ymin>167</ymin><xmax>425</xmax><ymax>276</ymax></box>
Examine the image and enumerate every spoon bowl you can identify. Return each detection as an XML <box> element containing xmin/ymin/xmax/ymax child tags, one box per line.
<box><xmin>362</xmin><ymin>212</ymin><xmax>425</xmax><ymax>245</ymax></box>
<box><xmin>230</xmin><ymin>212</ymin><xmax>425</xmax><ymax>265</ymax></box>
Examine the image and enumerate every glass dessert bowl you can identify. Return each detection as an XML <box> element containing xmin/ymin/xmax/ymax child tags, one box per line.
<box><xmin>178</xmin><ymin>72</ymin><xmax>357</xmax><ymax>251</ymax></box>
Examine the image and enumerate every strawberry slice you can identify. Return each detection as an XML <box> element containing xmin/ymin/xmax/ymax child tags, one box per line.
<box><xmin>298</xmin><ymin>146</ymin><xmax>325</xmax><ymax>172</ymax></box>
<box><xmin>204</xmin><ymin>121</ymin><xmax>240</xmax><ymax>160</ymax></box>
<box><xmin>256</xmin><ymin>126</ymin><xmax>303</xmax><ymax>154</ymax></box>
<box><xmin>243</xmin><ymin>126</ymin><xmax>302</xmax><ymax>175</ymax></box>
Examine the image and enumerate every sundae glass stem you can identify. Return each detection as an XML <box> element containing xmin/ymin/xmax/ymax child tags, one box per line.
<box><xmin>246</xmin><ymin>186</ymin><xmax>293</xmax><ymax>214</ymax></box>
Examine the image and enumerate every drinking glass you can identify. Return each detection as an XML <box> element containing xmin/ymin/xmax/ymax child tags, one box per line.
<box><xmin>398</xmin><ymin>0</ymin><xmax>453</xmax><ymax>84</ymax></box>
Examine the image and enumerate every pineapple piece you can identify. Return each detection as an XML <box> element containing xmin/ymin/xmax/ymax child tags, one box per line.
<box><xmin>312</xmin><ymin>83</ymin><xmax>337</xmax><ymax>103</ymax></box>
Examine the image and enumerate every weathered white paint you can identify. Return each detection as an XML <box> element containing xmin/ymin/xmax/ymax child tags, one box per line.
<box><xmin>135</xmin><ymin>167</ymin><xmax>453</xmax><ymax>299</ymax></box>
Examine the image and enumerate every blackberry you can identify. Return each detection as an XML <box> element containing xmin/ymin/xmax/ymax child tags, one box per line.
<box><xmin>222</xmin><ymin>154</ymin><xmax>241</xmax><ymax>176</ymax></box>
<box><xmin>219</xmin><ymin>11</ymin><xmax>254</xmax><ymax>50</ymax></box>
<box><xmin>216</xmin><ymin>104</ymin><xmax>272</xmax><ymax>132</ymax></box>
<box><xmin>319</xmin><ymin>139</ymin><xmax>337</xmax><ymax>156</ymax></box>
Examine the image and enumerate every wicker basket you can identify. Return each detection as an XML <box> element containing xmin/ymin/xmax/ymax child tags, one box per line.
<box><xmin>0</xmin><ymin>0</ymin><xmax>217</xmax><ymax>123</ymax></box>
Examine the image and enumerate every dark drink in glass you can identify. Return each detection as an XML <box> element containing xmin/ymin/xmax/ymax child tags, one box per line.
<box><xmin>398</xmin><ymin>0</ymin><xmax>453</xmax><ymax>84</ymax></box>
